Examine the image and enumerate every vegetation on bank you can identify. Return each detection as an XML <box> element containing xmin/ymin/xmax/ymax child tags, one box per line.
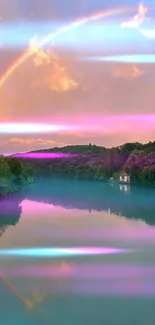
<box><xmin>0</xmin><ymin>156</ymin><xmax>34</xmax><ymax>196</ymax></box>
<box><xmin>1</xmin><ymin>141</ymin><xmax>155</xmax><ymax>193</ymax></box>
<box><xmin>18</xmin><ymin>141</ymin><xmax>155</xmax><ymax>187</ymax></box>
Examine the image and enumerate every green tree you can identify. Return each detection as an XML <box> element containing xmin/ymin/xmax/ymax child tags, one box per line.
<box><xmin>5</xmin><ymin>157</ymin><xmax>24</xmax><ymax>185</ymax></box>
<box><xmin>0</xmin><ymin>156</ymin><xmax>12</xmax><ymax>183</ymax></box>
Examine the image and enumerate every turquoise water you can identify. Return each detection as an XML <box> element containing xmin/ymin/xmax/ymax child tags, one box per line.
<box><xmin>0</xmin><ymin>179</ymin><xmax>155</xmax><ymax>325</ymax></box>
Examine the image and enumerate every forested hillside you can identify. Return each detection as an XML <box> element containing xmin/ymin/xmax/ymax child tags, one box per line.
<box><xmin>16</xmin><ymin>141</ymin><xmax>155</xmax><ymax>186</ymax></box>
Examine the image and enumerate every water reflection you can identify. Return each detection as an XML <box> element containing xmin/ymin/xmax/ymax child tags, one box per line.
<box><xmin>119</xmin><ymin>184</ymin><xmax>130</xmax><ymax>193</ymax></box>
<box><xmin>23</xmin><ymin>178</ymin><xmax>155</xmax><ymax>226</ymax></box>
<box><xmin>0</xmin><ymin>193</ymin><xmax>22</xmax><ymax>238</ymax></box>
<box><xmin>0</xmin><ymin>179</ymin><xmax>155</xmax><ymax>325</ymax></box>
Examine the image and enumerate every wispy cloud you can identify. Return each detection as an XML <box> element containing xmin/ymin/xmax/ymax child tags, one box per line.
<box><xmin>120</xmin><ymin>2</ymin><xmax>147</xmax><ymax>29</ymax></box>
<box><xmin>111</xmin><ymin>64</ymin><xmax>144</xmax><ymax>80</ymax></box>
<box><xmin>0</xmin><ymin>137</ymin><xmax>67</xmax><ymax>154</ymax></box>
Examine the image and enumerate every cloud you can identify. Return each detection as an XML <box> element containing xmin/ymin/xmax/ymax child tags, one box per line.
<box><xmin>0</xmin><ymin>137</ymin><xmax>67</xmax><ymax>154</ymax></box>
<box><xmin>30</xmin><ymin>46</ymin><xmax>78</xmax><ymax>92</ymax></box>
<box><xmin>121</xmin><ymin>2</ymin><xmax>155</xmax><ymax>41</ymax></box>
<box><xmin>9</xmin><ymin>137</ymin><xmax>66</xmax><ymax>146</ymax></box>
<box><xmin>111</xmin><ymin>64</ymin><xmax>144</xmax><ymax>80</ymax></box>
<box><xmin>120</xmin><ymin>2</ymin><xmax>147</xmax><ymax>29</ymax></box>
<box><xmin>140</xmin><ymin>27</ymin><xmax>155</xmax><ymax>39</ymax></box>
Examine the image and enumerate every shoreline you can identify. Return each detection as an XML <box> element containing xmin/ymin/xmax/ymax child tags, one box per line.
<box><xmin>0</xmin><ymin>179</ymin><xmax>34</xmax><ymax>199</ymax></box>
<box><xmin>0</xmin><ymin>175</ymin><xmax>155</xmax><ymax>200</ymax></box>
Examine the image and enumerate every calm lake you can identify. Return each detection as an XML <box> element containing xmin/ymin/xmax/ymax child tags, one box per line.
<box><xmin>0</xmin><ymin>178</ymin><xmax>155</xmax><ymax>325</ymax></box>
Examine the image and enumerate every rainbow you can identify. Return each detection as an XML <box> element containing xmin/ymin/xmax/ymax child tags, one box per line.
<box><xmin>0</xmin><ymin>6</ymin><xmax>133</xmax><ymax>88</ymax></box>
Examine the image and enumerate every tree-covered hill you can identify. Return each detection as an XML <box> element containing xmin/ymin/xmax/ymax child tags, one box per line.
<box><xmin>16</xmin><ymin>141</ymin><xmax>155</xmax><ymax>186</ymax></box>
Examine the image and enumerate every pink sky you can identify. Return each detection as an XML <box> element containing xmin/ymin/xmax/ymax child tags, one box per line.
<box><xmin>0</xmin><ymin>1</ymin><xmax>154</xmax><ymax>153</ymax></box>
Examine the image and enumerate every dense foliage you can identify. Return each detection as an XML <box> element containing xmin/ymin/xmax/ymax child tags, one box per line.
<box><xmin>1</xmin><ymin>141</ymin><xmax>155</xmax><ymax>193</ymax></box>
<box><xmin>19</xmin><ymin>141</ymin><xmax>155</xmax><ymax>186</ymax></box>
<box><xmin>0</xmin><ymin>156</ymin><xmax>34</xmax><ymax>196</ymax></box>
